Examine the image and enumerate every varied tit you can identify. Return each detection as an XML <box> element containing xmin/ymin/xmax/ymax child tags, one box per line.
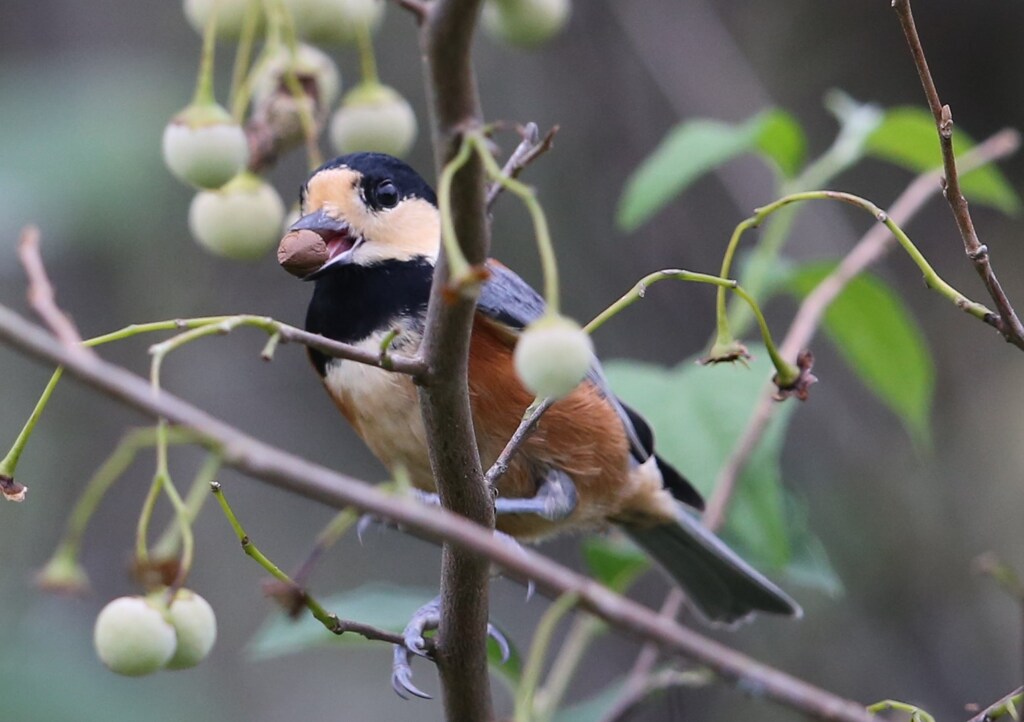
<box><xmin>278</xmin><ymin>152</ymin><xmax>800</xmax><ymax>627</ymax></box>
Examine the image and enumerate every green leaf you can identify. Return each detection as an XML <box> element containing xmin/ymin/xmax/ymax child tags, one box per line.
<box><xmin>754</xmin><ymin>109</ymin><xmax>807</xmax><ymax>179</ymax></box>
<box><xmin>246</xmin><ymin>582</ymin><xmax>522</xmax><ymax>688</ymax></box>
<box><xmin>617</xmin><ymin>110</ymin><xmax>806</xmax><ymax>231</ymax></box>
<box><xmin>787</xmin><ymin>263</ymin><xmax>934</xmax><ymax>446</ymax></box>
<box><xmin>581</xmin><ymin>536</ymin><xmax>651</xmax><ymax>593</ymax></box>
<box><xmin>866</xmin><ymin>107</ymin><xmax>1020</xmax><ymax>214</ymax></box>
<box><xmin>603</xmin><ymin>346</ymin><xmax>839</xmax><ymax>593</ymax></box>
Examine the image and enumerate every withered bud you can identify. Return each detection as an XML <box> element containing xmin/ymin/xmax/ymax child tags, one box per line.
<box><xmin>1</xmin><ymin>474</ymin><xmax>26</xmax><ymax>502</ymax></box>
<box><xmin>278</xmin><ymin>229</ymin><xmax>328</xmax><ymax>278</ymax></box>
<box><xmin>773</xmin><ymin>350</ymin><xmax>817</xmax><ymax>402</ymax></box>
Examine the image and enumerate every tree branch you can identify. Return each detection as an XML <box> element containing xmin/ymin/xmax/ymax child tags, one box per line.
<box><xmin>416</xmin><ymin>0</ymin><xmax>496</xmax><ymax>718</ymax></box>
<box><xmin>0</xmin><ymin>302</ymin><xmax>877</xmax><ymax>722</ymax></box>
<box><xmin>703</xmin><ymin>129</ymin><xmax>1019</xmax><ymax>530</ymax></box>
<box><xmin>17</xmin><ymin>226</ymin><xmax>91</xmax><ymax>358</ymax></box>
<box><xmin>892</xmin><ymin>0</ymin><xmax>1024</xmax><ymax>350</ymax></box>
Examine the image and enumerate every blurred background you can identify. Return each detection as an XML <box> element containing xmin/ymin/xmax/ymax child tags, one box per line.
<box><xmin>1</xmin><ymin>0</ymin><xmax>1023</xmax><ymax>720</ymax></box>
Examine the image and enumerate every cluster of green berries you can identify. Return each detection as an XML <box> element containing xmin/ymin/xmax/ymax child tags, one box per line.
<box><xmin>163</xmin><ymin>0</ymin><xmax>418</xmax><ymax>260</ymax></box>
<box><xmin>163</xmin><ymin>0</ymin><xmax>571</xmax><ymax>261</ymax></box>
<box><xmin>94</xmin><ymin>588</ymin><xmax>217</xmax><ymax>676</ymax></box>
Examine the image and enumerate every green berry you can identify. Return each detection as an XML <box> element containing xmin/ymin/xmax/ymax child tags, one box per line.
<box><xmin>283</xmin><ymin>0</ymin><xmax>384</xmax><ymax>45</ymax></box>
<box><xmin>162</xmin><ymin>102</ymin><xmax>248</xmax><ymax>190</ymax></box>
<box><xmin>165</xmin><ymin>589</ymin><xmax>217</xmax><ymax>670</ymax></box>
<box><xmin>189</xmin><ymin>172</ymin><xmax>285</xmax><ymax>260</ymax></box>
<box><xmin>94</xmin><ymin>596</ymin><xmax>176</xmax><ymax>677</ymax></box>
<box><xmin>184</xmin><ymin>0</ymin><xmax>262</xmax><ymax>38</ymax></box>
<box><xmin>250</xmin><ymin>43</ymin><xmax>341</xmax><ymax>112</ymax></box>
<box><xmin>482</xmin><ymin>0</ymin><xmax>571</xmax><ymax>47</ymax></box>
<box><xmin>329</xmin><ymin>83</ymin><xmax>417</xmax><ymax>157</ymax></box>
<box><xmin>513</xmin><ymin>315</ymin><xmax>593</xmax><ymax>398</ymax></box>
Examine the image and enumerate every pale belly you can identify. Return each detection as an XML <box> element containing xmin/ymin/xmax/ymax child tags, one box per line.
<box><xmin>322</xmin><ymin>330</ymin><xmax>436</xmax><ymax>489</ymax></box>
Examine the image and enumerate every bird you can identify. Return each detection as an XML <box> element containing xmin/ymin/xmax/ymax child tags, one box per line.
<box><xmin>277</xmin><ymin>151</ymin><xmax>800</xmax><ymax>693</ymax></box>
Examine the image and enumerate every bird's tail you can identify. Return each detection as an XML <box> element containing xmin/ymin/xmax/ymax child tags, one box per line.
<box><xmin>623</xmin><ymin>509</ymin><xmax>801</xmax><ymax>625</ymax></box>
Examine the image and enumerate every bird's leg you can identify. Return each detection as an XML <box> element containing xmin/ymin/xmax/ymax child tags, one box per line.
<box><xmin>391</xmin><ymin>595</ymin><xmax>511</xmax><ymax>700</ymax></box>
<box><xmin>492</xmin><ymin>468</ymin><xmax>578</xmax><ymax>521</ymax></box>
<box><xmin>404</xmin><ymin>469</ymin><xmax>579</xmax><ymax>522</ymax></box>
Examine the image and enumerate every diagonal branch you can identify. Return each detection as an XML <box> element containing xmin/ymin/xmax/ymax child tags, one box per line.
<box><xmin>17</xmin><ymin>226</ymin><xmax>92</xmax><ymax>358</ymax></box>
<box><xmin>892</xmin><ymin>0</ymin><xmax>1024</xmax><ymax>350</ymax></box>
<box><xmin>0</xmin><ymin>301</ymin><xmax>876</xmax><ymax>722</ymax></box>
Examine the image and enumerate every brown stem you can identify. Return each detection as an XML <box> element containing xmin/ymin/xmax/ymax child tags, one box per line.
<box><xmin>0</xmin><ymin>302</ymin><xmax>877</xmax><ymax>722</ymax></box>
<box><xmin>484</xmin><ymin>397</ymin><xmax>555</xmax><ymax>486</ymax></box>
<box><xmin>17</xmin><ymin>226</ymin><xmax>91</xmax><ymax>357</ymax></box>
<box><xmin>892</xmin><ymin>0</ymin><xmax>1024</xmax><ymax>349</ymax></box>
<box><xmin>417</xmin><ymin>0</ymin><xmax>496</xmax><ymax>719</ymax></box>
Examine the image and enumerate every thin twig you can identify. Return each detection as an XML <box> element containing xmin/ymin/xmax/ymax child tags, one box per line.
<box><xmin>17</xmin><ymin>226</ymin><xmax>91</xmax><ymax>357</ymax></box>
<box><xmin>0</xmin><ymin>301</ymin><xmax>877</xmax><ymax>722</ymax></box>
<box><xmin>965</xmin><ymin>686</ymin><xmax>1023</xmax><ymax>722</ymax></box>
<box><xmin>892</xmin><ymin>0</ymin><xmax>1024</xmax><ymax>349</ymax></box>
<box><xmin>485</xmin><ymin>123</ymin><xmax>559</xmax><ymax>210</ymax></box>
<box><xmin>703</xmin><ymin>129</ymin><xmax>1019</xmax><ymax>531</ymax></box>
<box><xmin>484</xmin><ymin>397</ymin><xmax>555</xmax><ymax>486</ymax></box>
<box><xmin>275</xmin><ymin>323</ymin><xmax>427</xmax><ymax>376</ymax></box>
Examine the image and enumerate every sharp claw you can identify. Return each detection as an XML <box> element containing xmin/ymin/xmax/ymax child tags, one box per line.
<box><xmin>356</xmin><ymin>513</ymin><xmax>377</xmax><ymax>544</ymax></box>
<box><xmin>392</xmin><ymin>645</ymin><xmax>432</xmax><ymax>700</ymax></box>
<box><xmin>494</xmin><ymin>529</ymin><xmax>537</xmax><ymax>600</ymax></box>
<box><xmin>487</xmin><ymin>623</ymin><xmax>510</xmax><ymax>664</ymax></box>
<box><xmin>404</xmin><ymin>631</ymin><xmax>431</xmax><ymax>658</ymax></box>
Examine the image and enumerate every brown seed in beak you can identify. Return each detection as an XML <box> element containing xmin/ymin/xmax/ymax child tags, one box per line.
<box><xmin>278</xmin><ymin>229</ymin><xmax>328</xmax><ymax>278</ymax></box>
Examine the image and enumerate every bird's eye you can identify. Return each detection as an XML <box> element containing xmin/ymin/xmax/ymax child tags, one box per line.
<box><xmin>374</xmin><ymin>179</ymin><xmax>400</xmax><ymax>209</ymax></box>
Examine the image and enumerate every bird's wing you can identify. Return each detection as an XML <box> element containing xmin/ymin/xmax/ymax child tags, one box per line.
<box><xmin>477</xmin><ymin>259</ymin><xmax>650</xmax><ymax>461</ymax></box>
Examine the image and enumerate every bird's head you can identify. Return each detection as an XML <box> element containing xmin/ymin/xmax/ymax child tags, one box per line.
<box><xmin>278</xmin><ymin>152</ymin><xmax>439</xmax><ymax>279</ymax></box>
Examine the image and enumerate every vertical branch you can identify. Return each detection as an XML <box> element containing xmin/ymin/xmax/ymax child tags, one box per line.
<box><xmin>415</xmin><ymin>1</ymin><xmax>495</xmax><ymax>719</ymax></box>
<box><xmin>892</xmin><ymin>0</ymin><xmax>1024</xmax><ymax>347</ymax></box>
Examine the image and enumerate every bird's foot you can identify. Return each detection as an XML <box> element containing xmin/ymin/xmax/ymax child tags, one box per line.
<box><xmin>391</xmin><ymin>595</ymin><xmax>511</xmax><ymax>700</ymax></box>
<box><xmin>492</xmin><ymin>468</ymin><xmax>578</xmax><ymax>521</ymax></box>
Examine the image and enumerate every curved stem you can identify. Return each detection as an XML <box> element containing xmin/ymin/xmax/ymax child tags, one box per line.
<box><xmin>716</xmin><ymin>190</ymin><xmax>995</xmax><ymax>344</ymax></box>
<box><xmin>470</xmin><ymin>133</ymin><xmax>561</xmax><ymax>314</ymax></box>
<box><xmin>152</xmin><ymin>452</ymin><xmax>221</xmax><ymax>559</ymax></box>
<box><xmin>355</xmin><ymin>21</ymin><xmax>379</xmax><ymax>85</ymax></box>
<box><xmin>0</xmin><ymin>367</ymin><xmax>62</xmax><ymax>477</ymax></box>
<box><xmin>192</xmin><ymin>3</ymin><xmax>220</xmax><ymax>106</ymax></box>
<box><xmin>584</xmin><ymin>269</ymin><xmax>798</xmax><ymax>385</ymax></box>
<box><xmin>46</xmin><ymin>427</ymin><xmax>197</xmax><ymax>570</ymax></box>
<box><xmin>436</xmin><ymin>137</ymin><xmax>475</xmax><ymax>282</ymax></box>
<box><xmin>229</xmin><ymin>1</ymin><xmax>260</xmax><ymax>115</ymax></box>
